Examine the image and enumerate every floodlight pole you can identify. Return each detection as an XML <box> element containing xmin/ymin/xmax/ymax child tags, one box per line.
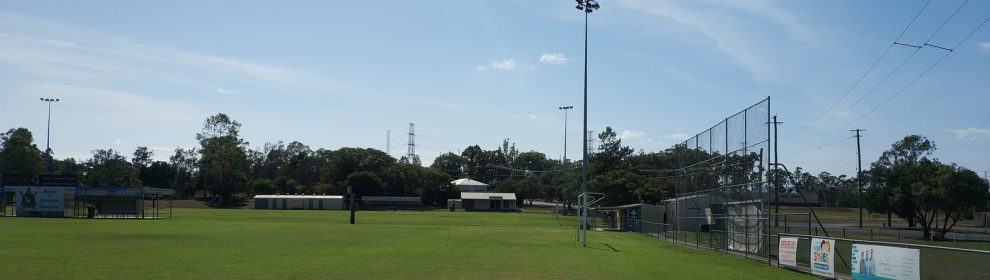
<box><xmin>558</xmin><ymin>106</ymin><xmax>573</xmax><ymax>163</ymax></box>
<box><xmin>575</xmin><ymin>0</ymin><xmax>598</xmax><ymax>248</ymax></box>
<box><xmin>40</xmin><ymin>97</ymin><xmax>59</xmax><ymax>173</ymax></box>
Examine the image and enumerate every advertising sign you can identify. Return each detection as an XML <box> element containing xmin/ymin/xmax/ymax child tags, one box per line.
<box><xmin>811</xmin><ymin>238</ymin><xmax>835</xmax><ymax>278</ymax></box>
<box><xmin>851</xmin><ymin>244</ymin><xmax>920</xmax><ymax>280</ymax></box>
<box><xmin>778</xmin><ymin>237</ymin><xmax>799</xmax><ymax>267</ymax></box>
<box><xmin>9</xmin><ymin>186</ymin><xmax>72</xmax><ymax>214</ymax></box>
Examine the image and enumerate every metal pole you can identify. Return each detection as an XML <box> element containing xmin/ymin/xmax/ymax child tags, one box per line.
<box><xmin>580</xmin><ymin>8</ymin><xmax>589</xmax><ymax>248</ymax></box>
<box><xmin>564</xmin><ymin>109</ymin><xmax>568</xmax><ymax>163</ymax></box>
<box><xmin>349</xmin><ymin>187</ymin><xmax>356</xmax><ymax>224</ymax></box>
<box><xmin>772</xmin><ymin>116</ymin><xmax>781</xmax><ymax>227</ymax></box>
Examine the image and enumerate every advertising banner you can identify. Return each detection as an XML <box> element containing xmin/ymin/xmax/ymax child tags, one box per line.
<box><xmin>778</xmin><ymin>237</ymin><xmax>799</xmax><ymax>267</ymax></box>
<box><xmin>851</xmin><ymin>244</ymin><xmax>920</xmax><ymax>280</ymax></box>
<box><xmin>9</xmin><ymin>186</ymin><xmax>73</xmax><ymax>214</ymax></box>
<box><xmin>811</xmin><ymin>238</ymin><xmax>835</xmax><ymax>278</ymax></box>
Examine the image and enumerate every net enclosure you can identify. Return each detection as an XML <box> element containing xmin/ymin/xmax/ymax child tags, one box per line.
<box><xmin>655</xmin><ymin>97</ymin><xmax>771</xmax><ymax>258</ymax></box>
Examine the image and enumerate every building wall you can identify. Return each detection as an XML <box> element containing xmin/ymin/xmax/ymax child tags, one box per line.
<box><xmin>463</xmin><ymin>199</ymin><xmax>517</xmax><ymax>211</ymax></box>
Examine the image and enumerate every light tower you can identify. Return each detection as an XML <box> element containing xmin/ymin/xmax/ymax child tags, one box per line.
<box><xmin>576</xmin><ymin>0</ymin><xmax>599</xmax><ymax>248</ymax></box>
<box><xmin>386</xmin><ymin>130</ymin><xmax>391</xmax><ymax>156</ymax></box>
<box><xmin>40</xmin><ymin>97</ymin><xmax>60</xmax><ymax>173</ymax></box>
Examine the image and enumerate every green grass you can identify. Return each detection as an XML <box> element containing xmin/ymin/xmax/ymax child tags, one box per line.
<box><xmin>0</xmin><ymin>209</ymin><xmax>810</xmax><ymax>279</ymax></box>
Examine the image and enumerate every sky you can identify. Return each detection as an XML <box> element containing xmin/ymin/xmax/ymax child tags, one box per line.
<box><xmin>0</xmin><ymin>0</ymin><xmax>988</xmax><ymax>177</ymax></box>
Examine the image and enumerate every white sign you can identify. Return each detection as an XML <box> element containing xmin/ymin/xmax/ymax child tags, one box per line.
<box><xmin>704</xmin><ymin>208</ymin><xmax>714</xmax><ymax>224</ymax></box>
<box><xmin>778</xmin><ymin>237</ymin><xmax>799</xmax><ymax>267</ymax></box>
<box><xmin>811</xmin><ymin>238</ymin><xmax>835</xmax><ymax>278</ymax></box>
<box><xmin>852</xmin><ymin>244</ymin><xmax>920</xmax><ymax>280</ymax></box>
<box><xmin>9</xmin><ymin>186</ymin><xmax>71</xmax><ymax>213</ymax></box>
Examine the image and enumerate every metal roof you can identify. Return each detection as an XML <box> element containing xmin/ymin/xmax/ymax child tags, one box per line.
<box><xmin>460</xmin><ymin>192</ymin><xmax>516</xmax><ymax>200</ymax></box>
<box><xmin>451</xmin><ymin>178</ymin><xmax>490</xmax><ymax>187</ymax></box>
<box><xmin>254</xmin><ymin>195</ymin><xmax>343</xmax><ymax>199</ymax></box>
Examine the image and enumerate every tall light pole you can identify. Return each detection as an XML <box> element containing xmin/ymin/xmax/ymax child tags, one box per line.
<box><xmin>558</xmin><ymin>106</ymin><xmax>573</xmax><ymax>163</ymax></box>
<box><xmin>576</xmin><ymin>0</ymin><xmax>599</xmax><ymax>248</ymax></box>
<box><xmin>40</xmin><ymin>97</ymin><xmax>59</xmax><ymax>173</ymax></box>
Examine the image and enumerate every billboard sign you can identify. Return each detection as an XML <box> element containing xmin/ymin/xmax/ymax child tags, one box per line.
<box><xmin>778</xmin><ymin>237</ymin><xmax>799</xmax><ymax>267</ymax></box>
<box><xmin>811</xmin><ymin>238</ymin><xmax>835</xmax><ymax>278</ymax></box>
<box><xmin>9</xmin><ymin>186</ymin><xmax>73</xmax><ymax>214</ymax></box>
<box><xmin>851</xmin><ymin>244</ymin><xmax>920</xmax><ymax>280</ymax></box>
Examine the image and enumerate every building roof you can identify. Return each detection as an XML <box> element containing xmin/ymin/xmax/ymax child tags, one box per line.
<box><xmin>254</xmin><ymin>195</ymin><xmax>343</xmax><ymax>199</ymax></box>
<box><xmin>451</xmin><ymin>178</ymin><xmax>489</xmax><ymax>187</ymax></box>
<box><xmin>460</xmin><ymin>192</ymin><xmax>516</xmax><ymax>200</ymax></box>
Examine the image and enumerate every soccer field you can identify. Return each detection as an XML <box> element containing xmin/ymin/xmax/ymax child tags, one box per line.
<box><xmin>0</xmin><ymin>209</ymin><xmax>809</xmax><ymax>279</ymax></box>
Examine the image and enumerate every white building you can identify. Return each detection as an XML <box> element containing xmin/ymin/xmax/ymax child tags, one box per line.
<box><xmin>451</xmin><ymin>178</ymin><xmax>489</xmax><ymax>192</ymax></box>
<box><xmin>459</xmin><ymin>192</ymin><xmax>518</xmax><ymax>211</ymax></box>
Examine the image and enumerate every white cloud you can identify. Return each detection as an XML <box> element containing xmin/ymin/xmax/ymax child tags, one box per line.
<box><xmin>539</xmin><ymin>53</ymin><xmax>568</xmax><ymax>65</ymax></box>
<box><xmin>665</xmin><ymin>133</ymin><xmax>691</xmax><ymax>141</ymax></box>
<box><xmin>979</xmin><ymin>42</ymin><xmax>990</xmax><ymax>53</ymax></box>
<box><xmin>948</xmin><ymin>127</ymin><xmax>990</xmax><ymax>140</ymax></box>
<box><xmin>477</xmin><ymin>58</ymin><xmax>518</xmax><ymax>71</ymax></box>
<box><xmin>619</xmin><ymin>130</ymin><xmax>646</xmax><ymax>141</ymax></box>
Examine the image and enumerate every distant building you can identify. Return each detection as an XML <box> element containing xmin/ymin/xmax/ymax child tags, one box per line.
<box><xmin>253</xmin><ymin>195</ymin><xmax>344</xmax><ymax>210</ymax></box>
<box><xmin>458</xmin><ymin>192</ymin><xmax>517</xmax><ymax>211</ymax></box>
<box><xmin>360</xmin><ymin>196</ymin><xmax>423</xmax><ymax>210</ymax></box>
<box><xmin>451</xmin><ymin>178</ymin><xmax>489</xmax><ymax>192</ymax></box>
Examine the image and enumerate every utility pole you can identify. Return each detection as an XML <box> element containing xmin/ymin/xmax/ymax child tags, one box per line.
<box><xmin>770</xmin><ymin>116</ymin><xmax>782</xmax><ymax>227</ymax></box>
<box><xmin>852</xmin><ymin>129</ymin><xmax>865</xmax><ymax>228</ymax></box>
<box><xmin>559</xmin><ymin>106</ymin><xmax>573</xmax><ymax>163</ymax></box>
<box><xmin>40</xmin><ymin>98</ymin><xmax>60</xmax><ymax>173</ymax></box>
<box><xmin>576</xmin><ymin>0</ymin><xmax>599</xmax><ymax>248</ymax></box>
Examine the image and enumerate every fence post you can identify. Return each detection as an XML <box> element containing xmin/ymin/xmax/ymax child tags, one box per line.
<box><xmin>784</xmin><ymin>214</ymin><xmax>789</xmax><ymax>234</ymax></box>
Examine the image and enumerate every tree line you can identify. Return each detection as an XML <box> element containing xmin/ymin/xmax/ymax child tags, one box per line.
<box><xmin>1</xmin><ymin>114</ymin><xmax>987</xmax><ymax>239</ymax></box>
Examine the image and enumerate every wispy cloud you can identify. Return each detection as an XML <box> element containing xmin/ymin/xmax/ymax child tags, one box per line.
<box><xmin>948</xmin><ymin>127</ymin><xmax>990</xmax><ymax>140</ymax></box>
<box><xmin>619</xmin><ymin>130</ymin><xmax>646</xmax><ymax>141</ymax></box>
<box><xmin>539</xmin><ymin>53</ymin><xmax>568</xmax><ymax>65</ymax></box>
<box><xmin>980</xmin><ymin>42</ymin><xmax>990</xmax><ymax>53</ymax></box>
<box><xmin>478</xmin><ymin>58</ymin><xmax>518</xmax><ymax>71</ymax></box>
<box><xmin>616</xmin><ymin>0</ymin><xmax>820</xmax><ymax>82</ymax></box>
<box><xmin>215</xmin><ymin>87</ymin><xmax>239</xmax><ymax>95</ymax></box>
<box><xmin>665</xmin><ymin>133</ymin><xmax>691</xmax><ymax>141</ymax></box>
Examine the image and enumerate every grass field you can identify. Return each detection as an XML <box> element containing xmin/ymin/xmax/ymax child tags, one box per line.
<box><xmin>0</xmin><ymin>209</ymin><xmax>810</xmax><ymax>279</ymax></box>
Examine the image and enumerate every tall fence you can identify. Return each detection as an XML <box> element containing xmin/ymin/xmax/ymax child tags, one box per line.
<box><xmin>645</xmin><ymin>97</ymin><xmax>772</xmax><ymax>261</ymax></box>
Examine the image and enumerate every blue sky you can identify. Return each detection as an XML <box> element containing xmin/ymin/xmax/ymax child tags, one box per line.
<box><xmin>0</xmin><ymin>0</ymin><xmax>988</xmax><ymax>177</ymax></box>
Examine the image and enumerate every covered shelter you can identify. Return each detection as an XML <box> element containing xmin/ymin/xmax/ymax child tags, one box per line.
<box><xmin>73</xmin><ymin>187</ymin><xmax>175</xmax><ymax>219</ymax></box>
<box><xmin>451</xmin><ymin>178</ymin><xmax>489</xmax><ymax>192</ymax></box>
<box><xmin>460</xmin><ymin>192</ymin><xmax>517</xmax><ymax>211</ymax></box>
<box><xmin>592</xmin><ymin>203</ymin><xmax>663</xmax><ymax>232</ymax></box>
<box><xmin>253</xmin><ymin>194</ymin><xmax>344</xmax><ymax>210</ymax></box>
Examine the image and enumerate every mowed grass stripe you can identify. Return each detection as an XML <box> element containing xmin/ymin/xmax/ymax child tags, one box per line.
<box><xmin>0</xmin><ymin>209</ymin><xmax>810</xmax><ymax>279</ymax></box>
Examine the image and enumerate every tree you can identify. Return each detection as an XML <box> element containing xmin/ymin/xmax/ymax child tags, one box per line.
<box><xmin>378</xmin><ymin>164</ymin><xmax>454</xmax><ymax>206</ymax></box>
<box><xmin>430</xmin><ymin>152</ymin><xmax>465</xmax><ymax>178</ymax></box>
<box><xmin>85</xmin><ymin>149</ymin><xmax>139</xmax><ymax>187</ymax></box>
<box><xmin>589</xmin><ymin>169</ymin><xmax>644</xmax><ymax>206</ymax></box>
<box><xmin>512</xmin><ymin>151</ymin><xmax>549</xmax><ymax>171</ymax></box>
<box><xmin>868</xmin><ymin>135</ymin><xmax>937</xmax><ymax>228</ymax></box>
<box><xmin>132</xmin><ymin>146</ymin><xmax>153</xmax><ymax>168</ymax></box>
<box><xmin>196</xmin><ymin>113</ymin><xmax>250</xmax><ymax>206</ymax></box>
<box><xmin>591</xmin><ymin>127</ymin><xmax>634</xmax><ymax>175</ymax></box>
<box><xmin>912</xmin><ymin>164</ymin><xmax>988</xmax><ymax>239</ymax></box>
<box><xmin>0</xmin><ymin>128</ymin><xmax>44</xmax><ymax>175</ymax></box>
<box><xmin>346</xmin><ymin>171</ymin><xmax>383</xmax><ymax>196</ymax></box>
<box><xmin>142</xmin><ymin>161</ymin><xmax>176</xmax><ymax>188</ymax></box>
<box><xmin>169</xmin><ymin>147</ymin><xmax>199</xmax><ymax>197</ymax></box>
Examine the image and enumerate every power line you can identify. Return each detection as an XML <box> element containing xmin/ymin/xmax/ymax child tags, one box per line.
<box><xmin>781</xmin><ymin>136</ymin><xmax>849</xmax><ymax>157</ymax></box>
<box><xmin>800</xmin><ymin>0</ymin><xmax>934</xmax><ymax>129</ymax></box>
<box><xmin>830</xmin><ymin>0</ymin><xmax>971</xmax><ymax>118</ymax></box>
<box><xmin>831</xmin><ymin>13</ymin><xmax>990</xmax><ymax>130</ymax></box>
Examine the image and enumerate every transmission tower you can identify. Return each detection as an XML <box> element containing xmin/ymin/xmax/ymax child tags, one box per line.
<box><xmin>406</xmin><ymin>123</ymin><xmax>420</xmax><ymax>164</ymax></box>
<box><xmin>386</xmin><ymin>130</ymin><xmax>391</xmax><ymax>155</ymax></box>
